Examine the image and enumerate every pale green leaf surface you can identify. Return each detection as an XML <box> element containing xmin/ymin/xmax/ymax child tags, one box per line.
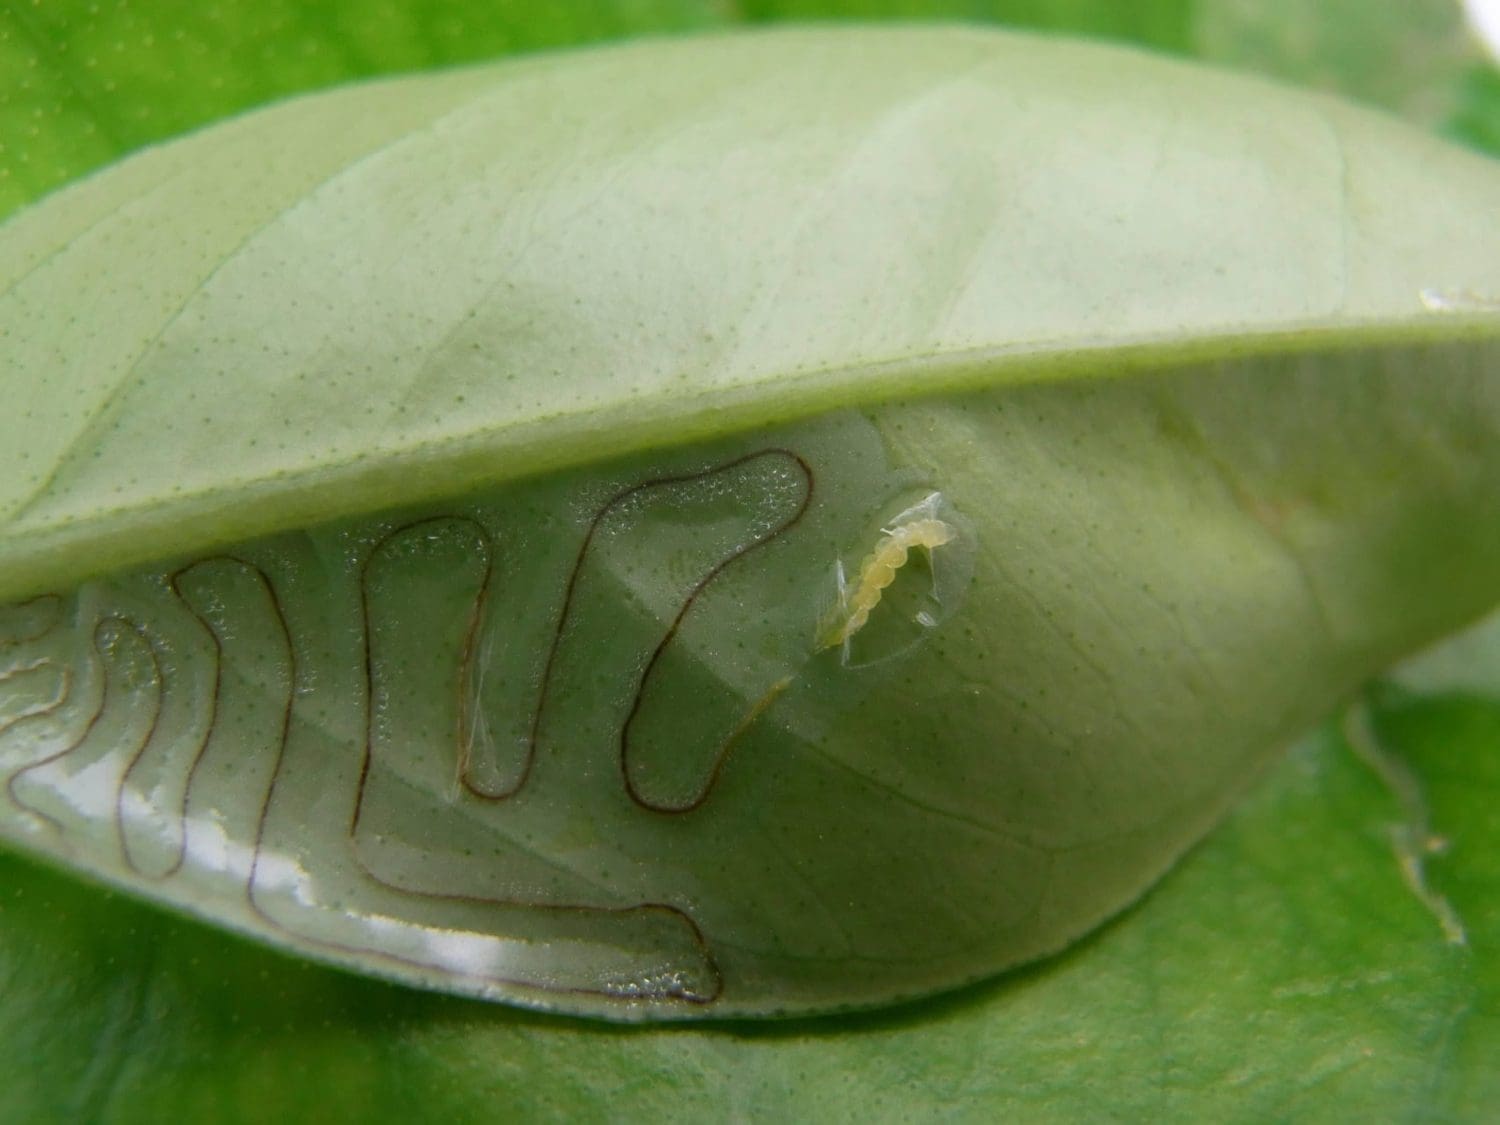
<box><xmin>1395</xmin><ymin>609</ymin><xmax>1500</xmax><ymax>698</ymax></box>
<box><xmin>1</xmin><ymin>343</ymin><xmax>1494</xmax><ymax>1018</ymax></box>
<box><xmin>2</xmin><ymin>28</ymin><xmax>1499</xmax><ymax>604</ymax></box>
<box><xmin>1</xmin><ymin>0</ymin><xmax>1500</xmax><ymax>1116</ymax></box>
<box><xmin>0</xmin><ymin>0</ymin><xmax>731</xmax><ymax>220</ymax></box>
<box><xmin>2</xmin><ymin>695</ymin><xmax>1498</xmax><ymax>1121</ymax></box>
<box><xmin>3</xmin><ymin>0</ymin><xmax>1491</xmax><ymax>230</ymax></box>
<box><xmin>1191</xmin><ymin>0</ymin><xmax>1481</xmax><ymax>125</ymax></box>
<box><xmin>2</xmin><ymin>26</ymin><xmax>1499</xmax><ymax>1021</ymax></box>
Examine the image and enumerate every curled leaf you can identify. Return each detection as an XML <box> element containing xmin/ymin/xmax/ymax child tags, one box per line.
<box><xmin>0</xmin><ymin>27</ymin><xmax>1497</xmax><ymax>1019</ymax></box>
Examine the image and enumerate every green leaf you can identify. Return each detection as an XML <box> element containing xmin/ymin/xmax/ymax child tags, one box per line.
<box><xmin>8</xmin><ymin>0</ymin><xmax>1496</xmax><ymax>226</ymax></box>
<box><xmin>4</xmin><ymin>27</ymin><xmax>1500</xmax><ymax>602</ymax></box>
<box><xmin>1190</xmin><ymin>0</ymin><xmax>1480</xmax><ymax>124</ymax></box>
<box><xmin>1448</xmin><ymin>63</ymin><xmax>1500</xmax><ymax>154</ymax></box>
<box><xmin>4</xmin><ymin>697</ymin><xmax>1499</xmax><ymax>1120</ymax></box>
<box><xmin>4</xmin><ymin>2</ymin><xmax>1500</xmax><ymax>1117</ymax></box>
<box><xmin>0</xmin><ymin>0</ymin><xmax>730</xmax><ymax>221</ymax></box>
<box><xmin>2</xmin><ymin>27</ymin><xmax>1498</xmax><ymax>1025</ymax></box>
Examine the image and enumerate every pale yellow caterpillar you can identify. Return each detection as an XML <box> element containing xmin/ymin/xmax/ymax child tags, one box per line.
<box><xmin>817</xmin><ymin>492</ymin><xmax>957</xmax><ymax>654</ymax></box>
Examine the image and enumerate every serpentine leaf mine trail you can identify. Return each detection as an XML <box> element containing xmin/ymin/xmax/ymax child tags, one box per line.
<box><xmin>1</xmin><ymin>28</ymin><xmax>1499</xmax><ymax>1020</ymax></box>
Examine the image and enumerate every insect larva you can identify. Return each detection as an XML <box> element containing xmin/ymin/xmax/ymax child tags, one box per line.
<box><xmin>817</xmin><ymin>493</ymin><xmax>957</xmax><ymax>654</ymax></box>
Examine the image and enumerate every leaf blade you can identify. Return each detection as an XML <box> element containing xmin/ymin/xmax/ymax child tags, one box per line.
<box><xmin>3</xmin><ymin>28</ymin><xmax>1500</xmax><ymax>602</ymax></box>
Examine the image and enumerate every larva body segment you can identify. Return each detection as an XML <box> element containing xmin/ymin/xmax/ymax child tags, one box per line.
<box><xmin>818</xmin><ymin>494</ymin><xmax>959</xmax><ymax>654</ymax></box>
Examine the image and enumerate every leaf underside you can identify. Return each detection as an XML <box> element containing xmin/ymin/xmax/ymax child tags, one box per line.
<box><xmin>1</xmin><ymin>26</ymin><xmax>1498</xmax><ymax>1025</ymax></box>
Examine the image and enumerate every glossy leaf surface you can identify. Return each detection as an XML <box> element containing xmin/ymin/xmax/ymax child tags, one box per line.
<box><xmin>4</xmin><ymin>28</ymin><xmax>1500</xmax><ymax>602</ymax></box>
<box><xmin>6</xmin><ymin>691</ymin><xmax>1500</xmax><ymax>1119</ymax></box>
<box><xmin>1</xmin><ymin>26</ymin><xmax>1499</xmax><ymax>1023</ymax></box>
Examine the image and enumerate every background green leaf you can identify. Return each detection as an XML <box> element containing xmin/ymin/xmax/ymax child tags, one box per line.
<box><xmin>5</xmin><ymin>0</ymin><xmax>1498</xmax><ymax>222</ymax></box>
<box><xmin>2</xmin><ymin>0</ymin><xmax>1499</xmax><ymax>1119</ymax></box>
<box><xmin>4</xmin><ymin>694</ymin><xmax>1499</xmax><ymax>1120</ymax></box>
